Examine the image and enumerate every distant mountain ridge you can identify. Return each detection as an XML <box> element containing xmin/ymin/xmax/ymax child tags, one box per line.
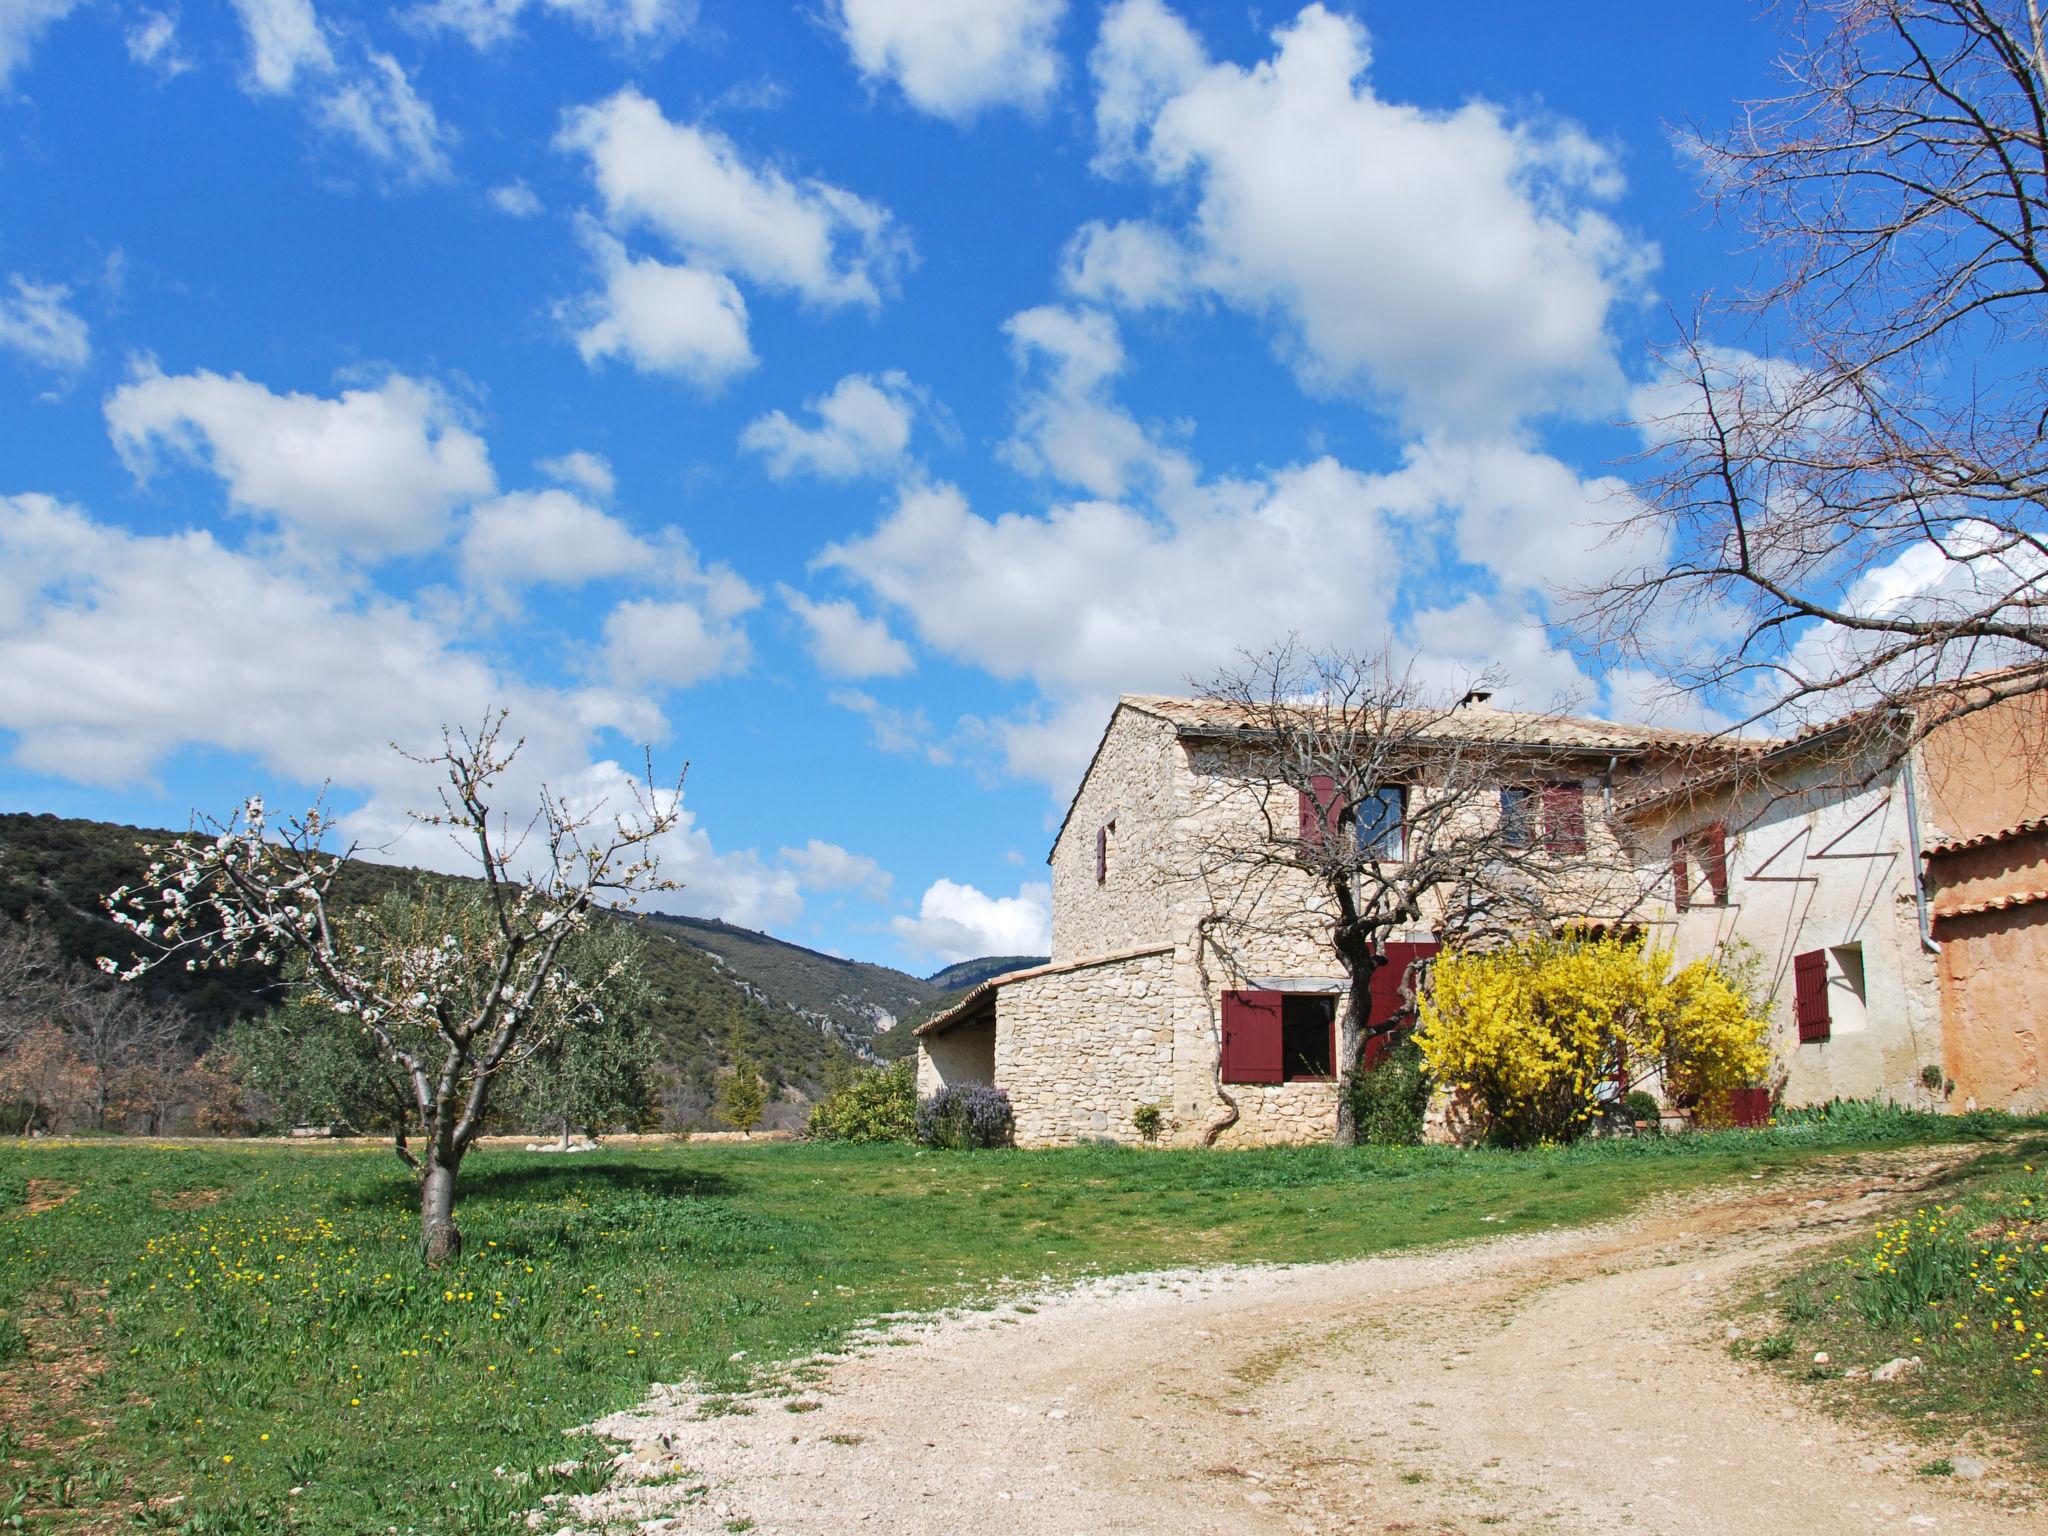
<box><xmin>923</xmin><ymin>955</ymin><xmax>1049</xmax><ymax>991</ymax></box>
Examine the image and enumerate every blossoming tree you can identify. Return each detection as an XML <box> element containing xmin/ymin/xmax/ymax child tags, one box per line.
<box><xmin>103</xmin><ymin>714</ymin><xmax>682</xmax><ymax>1264</ymax></box>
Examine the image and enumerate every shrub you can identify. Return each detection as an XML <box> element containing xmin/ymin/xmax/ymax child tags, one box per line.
<box><xmin>1345</xmin><ymin>1037</ymin><xmax>1431</xmax><ymax>1146</ymax></box>
<box><xmin>916</xmin><ymin>1084</ymin><xmax>1014</xmax><ymax>1149</ymax></box>
<box><xmin>808</xmin><ymin>1060</ymin><xmax>916</xmax><ymax>1144</ymax></box>
<box><xmin>1414</xmin><ymin>934</ymin><xmax>1769</xmax><ymax>1148</ymax></box>
<box><xmin>1624</xmin><ymin>1089</ymin><xmax>1663</xmax><ymax>1129</ymax></box>
<box><xmin>1131</xmin><ymin>1102</ymin><xmax>1165</xmax><ymax>1142</ymax></box>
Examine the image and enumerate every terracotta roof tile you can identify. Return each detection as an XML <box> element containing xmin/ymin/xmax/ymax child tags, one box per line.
<box><xmin>1925</xmin><ymin>815</ymin><xmax>2048</xmax><ymax>859</ymax></box>
<box><xmin>1932</xmin><ymin>887</ymin><xmax>2048</xmax><ymax>921</ymax></box>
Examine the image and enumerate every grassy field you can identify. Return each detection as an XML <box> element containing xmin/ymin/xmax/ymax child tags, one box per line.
<box><xmin>0</xmin><ymin>1114</ymin><xmax>2028</xmax><ymax>1534</ymax></box>
<box><xmin>1737</xmin><ymin>1122</ymin><xmax>2048</xmax><ymax>1471</ymax></box>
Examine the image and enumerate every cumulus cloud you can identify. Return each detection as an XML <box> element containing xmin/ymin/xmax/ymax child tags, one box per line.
<box><xmin>831</xmin><ymin>0</ymin><xmax>1066</xmax><ymax>122</ymax></box>
<box><xmin>558</xmin><ymin>87</ymin><xmax>911</xmax><ymax>310</ymax></box>
<box><xmin>315</xmin><ymin>51</ymin><xmax>454</xmax><ymax>181</ymax></box>
<box><xmin>739</xmin><ymin>370</ymin><xmax>917</xmax><ymax>481</ymax></box>
<box><xmin>602</xmin><ymin>595</ymin><xmax>753</xmax><ymax>689</ymax></box>
<box><xmin>1058</xmin><ymin>218</ymin><xmax>1193</xmax><ymax>311</ymax></box>
<box><xmin>0</xmin><ymin>277</ymin><xmax>89</xmax><ymax>374</ymax></box>
<box><xmin>780</xmin><ymin>838</ymin><xmax>891</xmax><ymax>899</ymax></box>
<box><xmin>106</xmin><ymin>365</ymin><xmax>494</xmax><ymax>558</ymax></box>
<box><xmin>562</xmin><ymin>227</ymin><xmax>756</xmax><ymax>388</ymax></box>
<box><xmin>536</xmin><ymin>448</ymin><xmax>614</xmax><ymax>499</ymax></box>
<box><xmin>830</xmin><ymin>687</ymin><xmax>948</xmax><ymax>762</ymax></box>
<box><xmin>0</xmin><ymin>0</ymin><xmax>83</xmax><ymax>85</ymax></box>
<box><xmin>1000</xmin><ymin>304</ymin><xmax>1191</xmax><ymax>499</ymax></box>
<box><xmin>125</xmin><ymin>8</ymin><xmax>192</xmax><ymax>75</ymax></box>
<box><xmin>228</xmin><ymin>0</ymin><xmax>333</xmax><ymax>92</ymax></box>
<box><xmin>1085</xmin><ymin>0</ymin><xmax>1652</xmax><ymax>430</ymax></box>
<box><xmin>458</xmin><ymin>488</ymin><xmax>647</xmax><ymax>597</ymax></box>
<box><xmin>225</xmin><ymin>0</ymin><xmax>451</xmax><ymax>181</ymax></box>
<box><xmin>890</xmin><ymin>877</ymin><xmax>1051</xmax><ymax>964</ymax></box>
<box><xmin>408</xmin><ymin>0</ymin><xmax>693</xmax><ymax>50</ymax></box>
<box><xmin>780</xmin><ymin>585</ymin><xmax>913</xmax><ymax>678</ymax></box>
<box><xmin>489</xmin><ymin>179</ymin><xmax>543</xmax><ymax>218</ymax></box>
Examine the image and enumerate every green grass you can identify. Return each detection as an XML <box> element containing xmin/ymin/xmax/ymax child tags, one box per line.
<box><xmin>0</xmin><ymin>1113</ymin><xmax>2026</xmax><ymax>1534</ymax></box>
<box><xmin>1737</xmin><ymin>1127</ymin><xmax>2048</xmax><ymax>1464</ymax></box>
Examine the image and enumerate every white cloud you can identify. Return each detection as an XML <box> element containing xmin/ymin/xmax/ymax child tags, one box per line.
<box><xmin>315</xmin><ymin>50</ymin><xmax>453</xmax><ymax>181</ymax></box>
<box><xmin>1086</xmin><ymin>0</ymin><xmax>1652</xmax><ymax>430</ymax></box>
<box><xmin>105</xmin><ymin>365</ymin><xmax>495</xmax><ymax>557</ymax></box>
<box><xmin>890</xmin><ymin>877</ymin><xmax>1051</xmax><ymax>964</ymax></box>
<box><xmin>459</xmin><ymin>489</ymin><xmax>647</xmax><ymax>596</ymax></box>
<box><xmin>831</xmin><ymin>0</ymin><xmax>1066</xmax><ymax>122</ymax></box>
<box><xmin>558</xmin><ymin>87</ymin><xmax>911</xmax><ymax>310</ymax></box>
<box><xmin>602</xmin><ymin>595</ymin><xmax>752</xmax><ymax>688</ymax></box>
<box><xmin>0</xmin><ymin>277</ymin><xmax>89</xmax><ymax>374</ymax></box>
<box><xmin>780</xmin><ymin>585</ymin><xmax>913</xmax><ymax>678</ymax></box>
<box><xmin>739</xmin><ymin>370</ymin><xmax>917</xmax><ymax>480</ymax></box>
<box><xmin>125</xmin><ymin>8</ymin><xmax>192</xmax><ymax>75</ymax></box>
<box><xmin>536</xmin><ymin>448</ymin><xmax>614</xmax><ymax>499</ymax></box>
<box><xmin>228</xmin><ymin>0</ymin><xmax>332</xmax><ymax>93</ymax></box>
<box><xmin>1059</xmin><ymin>218</ymin><xmax>1192</xmax><ymax>311</ymax></box>
<box><xmin>0</xmin><ymin>0</ymin><xmax>83</xmax><ymax>85</ymax></box>
<box><xmin>830</xmin><ymin>687</ymin><xmax>948</xmax><ymax>763</ymax></box>
<box><xmin>489</xmin><ymin>179</ymin><xmax>543</xmax><ymax>218</ymax></box>
<box><xmin>999</xmin><ymin>304</ymin><xmax>1191</xmax><ymax>499</ymax></box>
<box><xmin>408</xmin><ymin>0</ymin><xmax>693</xmax><ymax>49</ymax></box>
<box><xmin>562</xmin><ymin>227</ymin><xmax>756</xmax><ymax>388</ymax></box>
<box><xmin>780</xmin><ymin>838</ymin><xmax>890</xmax><ymax>899</ymax></box>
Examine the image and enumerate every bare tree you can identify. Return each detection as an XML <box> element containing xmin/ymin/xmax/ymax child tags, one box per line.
<box><xmin>0</xmin><ymin>914</ymin><xmax>73</xmax><ymax>1045</ymax></box>
<box><xmin>104</xmin><ymin>714</ymin><xmax>683</xmax><ymax>1264</ymax></box>
<box><xmin>1190</xmin><ymin>645</ymin><xmax>1646</xmax><ymax>1147</ymax></box>
<box><xmin>1578</xmin><ymin>0</ymin><xmax>2048</xmax><ymax>741</ymax></box>
<box><xmin>63</xmin><ymin>988</ymin><xmax>186</xmax><ymax>1132</ymax></box>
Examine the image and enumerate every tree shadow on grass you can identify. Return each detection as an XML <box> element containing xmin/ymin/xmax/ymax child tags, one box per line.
<box><xmin>331</xmin><ymin>1158</ymin><xmax>738</xmax><ymax>1214</ymax></box>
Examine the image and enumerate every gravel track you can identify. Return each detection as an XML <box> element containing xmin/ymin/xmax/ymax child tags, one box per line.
<box><xmin>555</xmin><ymin>1148</ymin><xmax>2045</xmax><ymax>1535</ymax></box>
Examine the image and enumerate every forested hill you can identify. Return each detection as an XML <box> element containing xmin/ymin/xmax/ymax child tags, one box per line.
<box><xmin>0</xmin><ymin>812</ymin><xmax>1027</xmax><ymax>1122</ymax></box>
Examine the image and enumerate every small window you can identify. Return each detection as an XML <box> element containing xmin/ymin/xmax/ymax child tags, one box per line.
<box><xmin>1500</xmin><ymin>786</ymin><xmax>1536</xmax><ymax>848</ymax></box>
<box><xmin>1542</xmin><ymin>783</ymin><xmax>1588</xmax><ymax>855</ymax></box>
<box><xmin>1671</xmin><ymin>821</ymin><xmax>1730</xmax><ymax>909</ymax></box>
<box><xmin>1280</xmin><ymin>994</ymin><xmax>1336</xmax><ymax>1080</ymax></box>
<box><xmin>1357</xmin><ymin>786</ymin><xmax>1407</xmax><ymax>860</ymax></box>
<box><xmin>1095</xmin><ymin>819</ymin><xmax>1116</xmax><ymax>885</ymax></box>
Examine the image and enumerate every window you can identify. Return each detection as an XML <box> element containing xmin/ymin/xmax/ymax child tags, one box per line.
<box><xmin>1297</xmin><ymin>775</ymin><xmax>1340</xmax><ymax>852</ymax></box>
<box><xmin>1280</xmin><ymin>995</ymin><xmax>1336</xmax><ymax>1080</ymax></box>
<box><xmin>1357</xmin><ymin>785</ymin><xmax>1407</xmax><ymax>860</ymax></box>
<box><xmin>1542</xmin><ymin>783</ymin><xmax>1588</xmax><ymax>855</ymax></box>
<box><xmin>1794</xmin><ymin>948</ymin><xmax>1830</xmax><ymax>1042</ymax></box>
<box><xmin>1500</xmin><ymin>786</ymin><xmax>1537</xmax><ymax>848</ymax></box>
<box><xmin>1671</xmin><ymin>821</ymin><xmax>1730</xmax><ymax>909</ymax></box>
<box><xmin>1095</xmin><ymin>819</ymin><xmax>1116</xmax><ymax>885</ymax></box>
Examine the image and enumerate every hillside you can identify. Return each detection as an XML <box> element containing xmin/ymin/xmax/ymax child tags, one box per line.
<box><xmin>0</xmin><ymin>812</ymin><xmax>1041</xmax><ymax>1125</ymax></box>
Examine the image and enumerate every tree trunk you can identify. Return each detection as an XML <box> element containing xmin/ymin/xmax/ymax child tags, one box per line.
<box><xmin>556</xmin><ymin>1114</ymin><xmax>571</xmax><ymax>1152</ymax></box>
<box><xmin>1332</xmin><ymin>950</ymin><xmax>1380</xmax><ymax>1149</ymax></box>
<box><xmin>420</xmin><ymin>1156</ymin><xmax>462</xmax><ymax>1266</ymax></box>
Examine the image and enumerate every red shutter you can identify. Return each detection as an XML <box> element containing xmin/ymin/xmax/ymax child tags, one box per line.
<box><xmin>1670</xmin><ymin>837</ymin><xmax>1691</xmax><ymax>911</ymax></box>
<box><xmin>1220</xmin><ymin>990</ymin><xmax>1284</xmax><ymax>1084</ymax></box>
<box><xmin>1794</xmin><ymin>949</ymin><xmax>1830</xmax><ymax>1042</ymax></box>
<box><xmin>1366</xmin><ymin>941</ymin><xmax>1441</xmax><ymax>1032</ymax></box>
<box><xmin>1542</xmin><ymin>783</ymin><xmax>1587</xmax><ymax>855</ymax></box>
<box><xmin>1095</xmin><ymin>824</ymin><xmax>1107</xmax><ymax>885</ymax></box>
<box><xmin>1298</xmin><ymin>775</ymin><xmax>1338</xmax><ymax>852</ymax></box>
<box><xmin>1702</xmin><ymin>822</ymin><xmax>1730</xmax><ymax>905</ymax></box>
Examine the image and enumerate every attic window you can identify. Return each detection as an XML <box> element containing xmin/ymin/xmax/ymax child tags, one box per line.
<box><xmin>1096</xmin><ymin>819</ymin><xmax>1116</xmax><ymax>885</ymax></box>
<box><xmin>1672</xmin><ymin>821</ymin><xmax>1730</xmax><ymax>910</ymax></box>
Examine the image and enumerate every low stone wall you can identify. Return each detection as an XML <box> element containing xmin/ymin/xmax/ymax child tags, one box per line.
<box><xmin>997</xmin><ymin>947</ymin><xmax>1174</xmax><ymax>1146</ymax></box>
<box><xmin>1210</xmin><ymin>1080</ymin><xmax>1341</xmax><ymax>1148</ymax></box>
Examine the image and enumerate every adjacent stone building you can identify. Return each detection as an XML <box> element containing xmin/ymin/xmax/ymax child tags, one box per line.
<box><xmin>1620</xmin><ymin>677</ymin><xmax>2048</xmax><ymax>1114</ymax></box>
<box><xmin>915</xmin><ymin>694</ymin><xmax>1728</xmax><ymax>1147</ymax></box>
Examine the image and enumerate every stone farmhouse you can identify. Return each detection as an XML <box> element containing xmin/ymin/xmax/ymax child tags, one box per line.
<box><xmin>1623</xmin><ymin>677</ymin><xmax>2048</xmax><ymax>1114</ymax></box>
<box><xmin>914</xmin><ymin>693</ymin><xmax>1735</xmax><ymax>1148</ymax></box>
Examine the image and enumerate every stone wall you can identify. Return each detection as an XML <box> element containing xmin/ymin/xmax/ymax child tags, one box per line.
<box><xmin>1048</xmin><ymin>707</ymin><xmax>1181</xmax><ymax>965</ymax></box>
<box><xmin>996</xmin><ymin>947</ymin><xmax>1175</xmax><ymax>1146</ymax></box>
<box><xmin>916</xmin><ymin>1016</ymin><xmax>995</xmax><ymax>1099</ymax></box>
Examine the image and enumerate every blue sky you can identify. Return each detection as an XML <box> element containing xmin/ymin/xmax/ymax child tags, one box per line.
<box><xmin>0</xmin><ymin>0</ymin><xmax>1786</xmax><ymax>969</ymax></box>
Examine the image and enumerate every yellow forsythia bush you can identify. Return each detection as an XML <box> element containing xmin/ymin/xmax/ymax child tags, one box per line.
<box><xmin>1413</xmin><ymin>934</ymin><xmax>1769</xmax><ymax>1147</ymax></box>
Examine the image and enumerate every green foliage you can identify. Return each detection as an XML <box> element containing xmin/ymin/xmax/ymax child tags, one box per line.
<box><xmin>1624</xmin><ymin>1089</ymin><xmax>1663</xmax><ymax>1127</ymax></box>
<box><xmin>1131</xmin><ymin>1102</ymin><xmax>1165</xmax><ymax>1143</ymax></box>
<box><xmin>232</xmin><ymin>995</ymin><xmax>410</xmax><ymax>1137</ymax></box>
<box><xmin>806</xmin><ymin>1060</ymin><xmax>915</xmax><ymax>1144</ymax></box>
<box><xmin>501</xmin><ymin>923</ymin><xmax>659</xmax><ymax>1138</ymax></box>
<box><xmin>716</xmin><ymin>1053</ymin><xmax>769</xmax><ymax>1133</ymax></box>
<box><xmin>1345</xmin><ymin>1037</ymin><xmax>1432</xmax><ymax>1147</ymax></box>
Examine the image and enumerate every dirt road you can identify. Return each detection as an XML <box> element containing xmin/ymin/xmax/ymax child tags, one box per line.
<box><xmin>565</xmin><ymin>1149</ymin><xmax>2045</xmax><ymax>1535</ymax></box>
